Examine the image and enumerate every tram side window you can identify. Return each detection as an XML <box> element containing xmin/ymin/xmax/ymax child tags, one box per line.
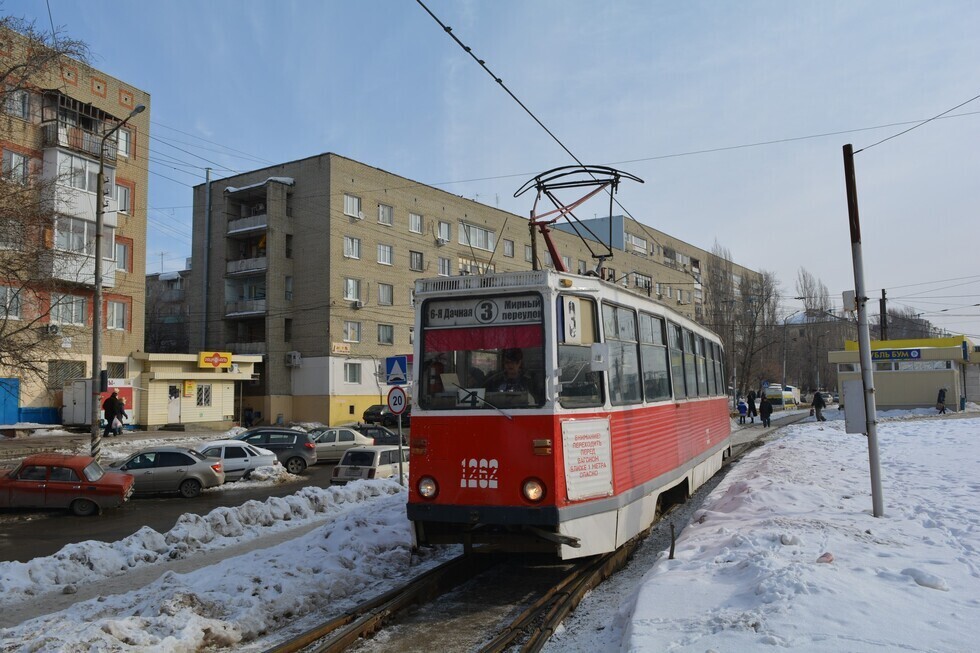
<box><xmin>715</xmin><ymin>342</ymin><xmax>726</xmax><ymax>395</ymax></box>
<box><xmin>682</xmin><ymin>329</ymin><xmax>697</xmax><ymax>397</ymax></box>
<box><xmin>696</xmin><ymin>336</ymin><xmax>708</xmax><ymax>396</ymax></box>
<box><xmin>668</xmin><ymin>322</ymin><xmax>686</xmax><ymax>398</ymax></box>
<box><xmin>557</xmin><ymin>296</ymin><xmax>603</xmax><ymax>408</ymax></box>
<box><xmin>602</xmin><ymin>304</ymin><xmax>641</xmax><ymax>406</ymax></box>
<box><xmin>639</xmin><ymin>313</ymin><xmax>671</xmax><ymax>401</ymax></box>
<box><xmin>705</xmin><ymin>339</ymin><xmax>717</xmax><ymax>395</ymax></box>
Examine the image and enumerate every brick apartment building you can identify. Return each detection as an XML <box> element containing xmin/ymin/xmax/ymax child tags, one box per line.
<box><xmin>186</xmin><ymin>153</ymin><xmax>761</xmax><ymax>426</ymax></box>
<box><xmin>0</xmin><ymin>25</ymin><xmax>149</xmax><ymax>424</ymax></box>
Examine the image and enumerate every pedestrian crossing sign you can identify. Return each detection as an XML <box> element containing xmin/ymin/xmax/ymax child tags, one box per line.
<box><xmin>385</xmin><ymin>356</ymin><xmax>407</xmax><ymax>385</ymax></box>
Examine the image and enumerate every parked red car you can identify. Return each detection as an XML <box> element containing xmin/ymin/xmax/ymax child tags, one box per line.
<box><xmin>0</xmin><ymin>454</ymin><xmax>135</xmax><ymax>516</ymax></box>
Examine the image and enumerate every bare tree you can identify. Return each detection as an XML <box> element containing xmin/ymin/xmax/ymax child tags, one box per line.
<box><xmin>1</xmin><ymin>18</ymin><xmax>90</xmax><ymax>387</ymax></box>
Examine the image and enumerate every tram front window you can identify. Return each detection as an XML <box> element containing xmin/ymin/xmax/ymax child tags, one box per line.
<box><xmin>420</xmin><ymin>294</ymin><xmax>544</xmax><ymax>410</ymax></box>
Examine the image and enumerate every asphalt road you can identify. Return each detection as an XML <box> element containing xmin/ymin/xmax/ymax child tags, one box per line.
<box><xmin>0</xmin><ymin>462</ymin><xmax>337</xmax><ymax>563</ymax></box>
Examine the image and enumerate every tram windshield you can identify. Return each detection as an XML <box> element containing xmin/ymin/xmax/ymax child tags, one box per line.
<box><xmin>419</xmin><ymin>293</ymin><xmax>545</xmax><ymax>409</ymax></box>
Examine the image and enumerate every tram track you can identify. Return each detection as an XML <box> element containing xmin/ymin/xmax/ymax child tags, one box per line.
<box><xmin>268</xmin><ymin>416</ymin><xmax>807</xmax><ymax>653</ymax></box>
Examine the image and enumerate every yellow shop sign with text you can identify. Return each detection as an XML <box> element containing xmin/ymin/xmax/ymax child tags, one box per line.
<box><xmin>198</xmin><ymin>351</ymin><xmax>233</xmax><ymax>368</ymax></box>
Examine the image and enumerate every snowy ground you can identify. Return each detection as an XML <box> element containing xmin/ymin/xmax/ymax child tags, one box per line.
<box><xmin>1</xmin><ymin>409</ymin><xmax>977</xmax><ymax>651</ymax></box>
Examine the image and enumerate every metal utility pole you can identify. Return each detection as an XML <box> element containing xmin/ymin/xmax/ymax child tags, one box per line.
<box><xmin>201</xmin><ymin>167</ymin><xmax>212</xmax><ymax>348</ymax></box>
<box><xmin>879</xmin><ymin>289</ymin><xmax>888</xmax><ymax>340</ymax></box>
<box><xmin>843</xmin><ymin>143</ymin><xmax>883</xmax><ymax>517</ymax></box>
<box><xmin>91</xmin><ymin>104</ymin><xmax>145</xmax><ymax>459</ymax></box>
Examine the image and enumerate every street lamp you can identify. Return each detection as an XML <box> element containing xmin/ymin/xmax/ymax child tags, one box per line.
<box><xmin>91</xmin><ymin>104</ymin><xmax>145</xmax><ymax>458</ymax></box>
<box><xmin>781</xmin><ymin>310</ymin><xmax>802</xmax><ymax>397</ymax></box>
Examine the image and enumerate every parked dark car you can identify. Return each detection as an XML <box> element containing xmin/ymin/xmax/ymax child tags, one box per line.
<box><xmin>0</xmin><ymin>454</ymin><xmax>134</xmax><ymax>516</ymax></box>
<box><xmin>108</xmin><ymin>446</ymin><xmax>225</xmax><ymax>498</ymax></box>
<box><xmin>350</xmin><ymin>423</ymin><xmax>406</xmax><ymax>446</ymax></box>
<box><xmin>362</xmin><ymin>404</ymin><xmax>387</xmax><ymax>424</ymax></box>
<box><xmin>232</xmin><ymin>427</ymin><xmax>318</xmax><ymax>474</ymax></box>
<box><xmin>381</xmin><ymin>404</ymin><xmax>411</xmax><ymax>428</ymax></box>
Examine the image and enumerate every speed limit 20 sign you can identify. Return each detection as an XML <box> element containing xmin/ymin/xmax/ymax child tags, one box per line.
<box><xmin>387</xmin><ymin>386</ymin><xmax>407</xmax><ymax>414</ymax></box>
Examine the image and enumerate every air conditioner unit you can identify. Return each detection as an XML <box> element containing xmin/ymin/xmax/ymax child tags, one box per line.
<box><xmin>355</xmin><ymin>211</ymin><xmax>365</xmax><ymax>220</ymax></box>
<box><xmin>435</xmin><ymin>237</ymin><xmax>449</xmax><ymax>246</ymax></box>
<box><xmin>284</xmin><ymin>351</ymin><xmax>302</xmax><ymax>367</ymax></box>
<box><xmin>45</xmin><ymin>324</ymin><xmax>62</xmax><ymax>336</ymax></box>
<box><xmin>352</xmin><ymin>300</ymin><xmax>364</xmax><ymax>309</ymax></box>
<box><xmin>656</xmin><ymin>293</ymin><xmax>663</xmax><ymax>299</ymax></box>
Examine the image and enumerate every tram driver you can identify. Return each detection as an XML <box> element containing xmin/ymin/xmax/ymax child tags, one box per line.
<box><xmin>486</xmin><ymin>348</ymin><xmax>533</xmax><ymax>394</ymax></box>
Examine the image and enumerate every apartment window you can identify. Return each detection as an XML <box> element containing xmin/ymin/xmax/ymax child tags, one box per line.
<box><xmin>196</xmin><ymin>384</ymin><xmax>212</xmax><ymax>407</ymax></box>
<box><xmin>409</xmin><ymin>212</ymin><xmax>423</xmax><ymax>234</ymax></box>
<box><xmin>503</xmin><ymin>239</ymin><xmax>514</xmax><ymax>257</ymax></box>
<box><xmin>343</xmin><ymin>321</ymin><xmax>361</xmax><ymax>343</ymax></box>
<box><xmin>438</xmin><ymin>257</ymin><xmax>451</xmax><ymax>276</ymax></box>
<box><xmin>409</xmin><ymin>326</ymin><xmax>415</xmax><ymax>345</ymax></box>
<box><xmin>377</xmin><ymin>243</ymin><xmax>393</xmax><ymax>265</ymax></box>
<box><xmin>344</xmin><ymin>362</ymin><xmax>361</xmax><ymax>383</ymax></box>
<box><xmin>437</xmin><ymin>221</ymin><xmax>451</xmax><ymax>242</ymax></box>
<box><xmin>0</xmin><ymin>286</ymin><xmax>21</xmax><ymax>319</ymax></box>
<box><xmin>284</xmin><ymin>318</ymin><xmax>292</xmax><ymax>342</ymax></box>
<box><xmin>344</xmin><ymin>278</ymin><xmax>361</xmax><ymax>301</ymax></box>
<box><xmin>378</xmin><ymin>283</ymin><xmax>393</xmax><ymax>306</ymax></box>
<box><xmin>459</xmin><ymin>257</ymin><xmax>494</xmax><ymax>275</ymax></box>
<box><xmin>48</xmin><ymin>360</ymin><xmax>85</xmax><ymax>389</ymax></box>
<box><xmin>2</xmin><ymin>150</ymin><xmax>29</xmax><ymax>184</ymax></box>
<box><xmin>285</xmin><ymin>234</ymin><xmax>293</xmax><ymax>258</ymax></box>
<box><xmin>409</xmin><ymin>251</ymin><xmax>424</xmax><ymax>271</ymax></box>
<box><xmin>114</xmin><ymin>241</ymin><xmax>130</xmax><ymax>272</ymax></box>
<box><xmin>378</xmin><ymin>324</ymin><xmax>394</xmax><ymax>345</ymax></box>
<box><xmin>116</xmin><ymin>184</ymin><xmax>131</xmax><ymax>214</ymax></box>
<box><xmin>578</xmin><ymin>259</ymin><xmax>587</xmax><ymax>274</ymax></box>
<box><xmin>107</xmin><ymin>300</ymin><xmax>126</xmax><ymax>330</ymax></box>
<box><xmin>50</xmin><ymin>294</ymin><xmax>86</xmax><ymax>325</ymax></box>
<box><xmin>117</xmin><ymin>127</ymin><xmax>131</xmax><ymax>158</ymax></box>
<box><xmin>55</xmin><ymin>216</ymin><xmax>114</xmax><ymax>259</ymax></box>
<box><xmin>634</xmin><ymin>272</ymin><xmax>653</xmax><ymax>289</ymax></box>
<box><xmin>344</xmin><ymin>194</ymin><xmax>362</xmax><ymax>218</ymax></box>
<box><xmin>626</xmin><ymin>233</ymin><xmax>648</xmax><ymax>253</ymax></box>
<box><xmin>285</xmin><ymin>276</ymin><xmax>293</xmax><ymax>300</ymax></box>
<box><xmin>106</xmin><ymin>362</ymin><xmax>126</xmax><ymax>379</ymax></box>
<box><xmin>57</xmin><ymin>151</ymin><xmax>111</xmax><ymax>193</ymax></box>
<box><xmin>378</xmin><ymin>203</ymin><xmax>393</xmax><ymax>226</ymax></box>
<box><xmin>459</xmin><ymin>223</ymin><xmax>495</xmax><ymax>251</ymax></box>
<box><xmin>343</xmin><ymin>236</ymin><xmax>360</xmax><ymax>259</ymax></box>
<box><xmin>525</xmin><ymin>245</ymin><xmax>534</xmax><ymax>262</ymax></box>
<box><xmin>562</xmin><ymin>255</ymin><xmax>572</xmax><ymax>270</ymax></box>
<box><xmin>5</xmin><ymin>89</ymin><xmax>29</xmax><ymax>120</ymax></box>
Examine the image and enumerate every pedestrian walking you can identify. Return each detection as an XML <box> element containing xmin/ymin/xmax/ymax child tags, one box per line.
<box><xmin>937</xmin><ymin>387</ymin><xmax>947</xmax><ymax>414</ymax></box>
<box><xmin>760</xmin><ymin>395</ymin><xmax>773</xmax><ymax>428</ymax></box>
<box><xmin>737</xmin><ymin>398</ymin><xmax>748</xmax><ymax>424</ymax></box>
<box><xmin>101</xmin><ymin>391</ymin><xmax>126</xmax><ymax>437</ymax></box>
<box><xmin>812</xmin><ymin>390</ymin><xmax>827</xmax><ymax>422</ymax></box>
<box><xmin>746</xmin><ymin>389</ymin><xmax>758</xmax><ymax>423</ymax></box>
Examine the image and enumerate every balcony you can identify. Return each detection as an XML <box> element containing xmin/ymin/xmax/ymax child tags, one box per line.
<box><xmin>227</xmin><ymin>214</ymin><xmax>267</xmax><ymax>236</ymax></box>
<box><xmin>158</xmin><ymin>288</ymin><xmax>185</xmax><ymax>303</ymax></box>
<box><xmin>42</xmin><ymin>123</ymin><xmax>117</xmax><ymax>162</ymax></box>
<box><xmin>227</xmin><ymin>341</ymin><xmax>267</xmax><ymax>355</ymax></box>
<box><xmin>40</xmin><ymin>149</ymin><xmax>118</xmax><ymax>223</ymax></box>
<box><xmin>225</xmin><ymin>299</ymin><xmax>267</xmax><ymax>317</ymax></box>
<box><xmin>38</xmin><ymin>250</ymin><xmax>116</xmax><ymax>288</ymax></box>
<box><xmin>226</xmin><ymin>257</ymin><xmax>267</xmax><ymax>275</ymax></box>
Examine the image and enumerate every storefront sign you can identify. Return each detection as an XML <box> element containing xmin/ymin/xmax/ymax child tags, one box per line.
<box><xmin>198</xmin><ymin>351</ymin><xmax>232</xmax><ymax>368</ymax></box>
<box><xmin>331</xmin><ymin>342</ymin><xmax>351</xmax><ymax>355</ymax></box>
<box><xmin>183</xmin><ymin>380</ymin><xmax>196</xmax><ymax>398</ymax></box>
<box><xmin>871</xmin><ymin>349</ymin><xmax>921</xmax><ymax>361</ymax></box>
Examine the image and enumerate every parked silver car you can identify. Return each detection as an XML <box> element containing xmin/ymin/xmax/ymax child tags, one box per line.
<box><xmin>310</xmin><ymin>427</ymin><xmax>375</xmax><ymax>463</ymax></box>
<box><xmin>199</xmin><ymin>440</ymin><xmax>279</xmax><ymax>481</ymax></box>
<box><xmin>331</xmin><ymin>445</ymin><xmax>409</xmax><ymax>485</ymax></box>
<box><xmin>108</xmin><ymin>446</ymin><xmax>225</xmax><ymax>498</ymax></box>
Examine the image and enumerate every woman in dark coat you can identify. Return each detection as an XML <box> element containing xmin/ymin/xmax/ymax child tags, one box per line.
<box><xmin>746</xmin><ymin>389</ymin><xmax>758</xmax><ymax>423</ymax></box>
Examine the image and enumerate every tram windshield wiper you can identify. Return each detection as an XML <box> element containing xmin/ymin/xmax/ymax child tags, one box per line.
<box><xmin>448</xmin><ymin>383</ymin><xmax>513</xmax><ymax>420</ymax></box>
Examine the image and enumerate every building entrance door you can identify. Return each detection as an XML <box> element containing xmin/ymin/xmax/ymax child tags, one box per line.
<box><xmin>167</xmin><ymin>385</ymin><xmax>181</xmax><ymax>423</ymax></box>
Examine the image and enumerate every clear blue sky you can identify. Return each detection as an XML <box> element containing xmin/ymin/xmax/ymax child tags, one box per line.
<box><xmin>8</xmin><ymin>0</ymin><xmax>980</xmax><ymax>337</ymax></box>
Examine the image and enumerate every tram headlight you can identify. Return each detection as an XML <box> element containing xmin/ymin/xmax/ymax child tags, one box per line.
<box><xmin>418</xmin><ymin>476</ymin><xmax>439</xmax><ymax>499</ymax></box>
<box><xmin>522</xmin><ymin>478</ymin><xmax>546</xmax><ymax>503</ymax></box>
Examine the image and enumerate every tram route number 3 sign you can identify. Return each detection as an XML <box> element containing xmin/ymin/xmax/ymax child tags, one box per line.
<box><xmin>387</xmin><ymin>386</ymin><xmax>407</xmax><ymax>415</ymax></box>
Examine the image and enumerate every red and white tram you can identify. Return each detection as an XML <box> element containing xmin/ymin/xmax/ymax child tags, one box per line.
<box><xmin>407</xmin><ymin>167</ymin><xmax>732</xmax><ymax>559</ymax></box>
